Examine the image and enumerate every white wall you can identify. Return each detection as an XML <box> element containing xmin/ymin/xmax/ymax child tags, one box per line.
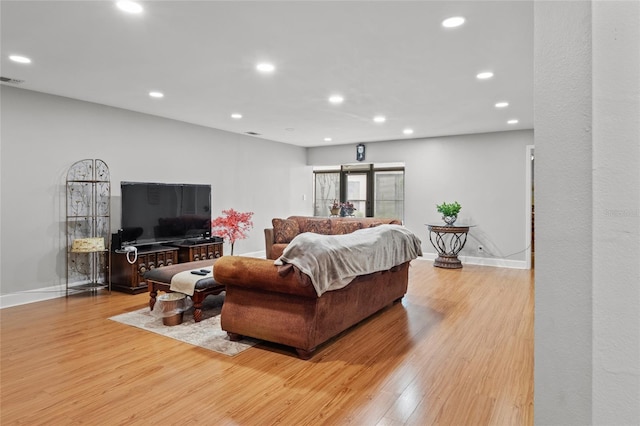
<box><xmin>0</xmin><ymin>86</ymin><xmax>312</xmax><ymax>297</ymax></box>
<box><xmin>308</xmin><ymin>130</ymin><xmax>534</xmax><ymax>267</ymax></box>
<box><xmin>592</xmin><ymin>1</ymin><xmax>640</xmax><ymax>423</ymax></box>
<box><xmin>534</xmin><ymin>2</ymin><xmax>593</xmax><ymax>422</ymax></box>
<box><xmin>0</xmin><ymin>86</ymin><xmax>533</xmax><ymax>300</ymax></box>
<box><xmin>535</xmin><ymin>1</ymin><xmax>640</xmax><ymax>424</ymax></box>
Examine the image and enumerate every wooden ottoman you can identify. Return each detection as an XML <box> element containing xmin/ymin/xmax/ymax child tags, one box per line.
<box><xmin>143</xmin><ymin>259</ymin><xmax>225</xmax><ymax>322</ymax></box>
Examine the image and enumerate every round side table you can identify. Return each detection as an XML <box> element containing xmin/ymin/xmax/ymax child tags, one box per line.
<box><xmin>425</xmin><ymin>224</ymin><xmax>474</xmax><ymax>269</ymax></box>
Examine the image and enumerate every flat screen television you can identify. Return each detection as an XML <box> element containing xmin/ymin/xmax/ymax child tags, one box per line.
<box><xmin>120</xmin><ymin>181</ymin><xmax>211</xmax><ymax>246</ymax></box>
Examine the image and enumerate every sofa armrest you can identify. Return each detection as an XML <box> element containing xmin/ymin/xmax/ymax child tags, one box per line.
<box><xmin>264</xmin><ymin>228</ymin><xmax>275</xmax><ymax>260</ymax></box>
<box><xmin>213</xmin><ymin>256</ymin><xmax>317</xmax><ymax>298</ymax></box>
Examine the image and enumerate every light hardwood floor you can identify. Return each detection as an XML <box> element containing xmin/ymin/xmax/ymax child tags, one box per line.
<box><xmin>0</xmin><ymin>259</ymin><xmax>533</xmax><ymax>425</ymax></box>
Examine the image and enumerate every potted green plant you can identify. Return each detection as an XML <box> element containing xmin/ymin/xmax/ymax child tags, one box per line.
<box><xmin>436</xmin><ymin>201</ymin><xmax>461</xmax><ymax>225</ymax></box>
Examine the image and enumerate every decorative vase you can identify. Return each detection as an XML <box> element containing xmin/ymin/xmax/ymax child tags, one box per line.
<box><xmin>330</xmin><ymin>207</ymin><xmax>340</xmax><ymax>216</ymax></box>
<box><xmin>443</xmin><ymin>215</ymin><xmax>457</xmax><ymax>225</ymax></box>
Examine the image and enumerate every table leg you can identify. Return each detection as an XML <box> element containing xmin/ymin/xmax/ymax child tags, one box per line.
<box><xmin>149</xmin><ymin>284</ymin><xmax>158</xmax><ymax>311</ymax></box>
<box><xmin>192</xmin><ymin>294</ymin><xmax>204</xmax><ymax>322</ymax></box>
<box><xmin>434</xmin><ymin>254</ymin><xmax>463</xmax><ymax>269</ymax></box>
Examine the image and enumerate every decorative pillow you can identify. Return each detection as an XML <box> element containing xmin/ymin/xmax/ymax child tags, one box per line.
<box><xmin>272</xmin><ymin>218</ymin><xmax>300</xmax><ymax>243</ymax></box>
<box><xmin>333</xmin><ymin>221</ymin><xmax>362</xmax><ymax>235</ymax></box>
<box><xmin>301</xmin><ymin>218</ymin><xmax>332</xmax><ymax>235</ymax></box>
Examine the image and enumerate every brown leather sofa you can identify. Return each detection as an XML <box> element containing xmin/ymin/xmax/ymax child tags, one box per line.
<box><xmin>213</xmin><ymin>255</ymin><xmax>410</xmax><ymax>359</ymax></box>
<box><xmin>264</xmin><ymin>215</ymin><xmax>402</xmax><ymax>260</ymax></box>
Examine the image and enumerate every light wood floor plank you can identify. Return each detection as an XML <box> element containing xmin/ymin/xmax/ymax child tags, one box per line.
<box><xmin>1</xmin><ymin>260</ymin><xmax>533</xmax><ymax>425</ymax></box>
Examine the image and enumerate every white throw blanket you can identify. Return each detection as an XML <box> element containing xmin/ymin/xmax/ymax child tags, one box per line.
<box><xmin>170</xmin><ymin>267</ymin><xmax>213</xmax><ymax>296</ymax></box>
<box><xmin>274</xmin><ymin>224</ymin><xmax>422</xmax><ymax>296</ymax></box>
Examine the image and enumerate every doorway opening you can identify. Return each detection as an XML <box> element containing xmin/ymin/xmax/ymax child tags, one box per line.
<box><xmin>525</xmin><ymin>145</ymin><xmax>535</xmax><ymax>270</ymax></box>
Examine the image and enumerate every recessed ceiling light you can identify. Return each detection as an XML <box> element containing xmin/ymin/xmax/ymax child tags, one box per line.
<box><xmin>149</xmin><ymin>91</ymin><xmax>164</xmax><ymax>98</ymax></box>
<box><xmin>495</xmin><ymin>102</ymin><xmax>509</xmax><ymax>108</ymax></box>
<box><xmin>116</xmin><ymin>1</ymin><xmax>143</xmax><ymax>14</ymax></box>
<box><xmin>373</xmin><ymin>116</ymin><xmax>386</xmax><ymax>123</ymax></box>
<box><xmin>9</xmin><ymin>55</ymin><xmax>31</xmax><ymax>64</ymax></box>
<box><xmin>324</xmin><ymin>137</ymin><xmax>332</xmax><ymax>142</ymax></box>
<box><xmin>256</xmin><ymin>63</ymin><xmax>275</xmax><ymax>73</ymax></box>
<box><xmin>476</xmin><ymin>71</ymin><xmax>494</xmax><ymax>80</ymax></box>
<box><xmin>403</xmin><ymin>128</ymin><xmax>414</xmax><ymax>135</ymax></box>
<box><xmin>231</xmin><ymin>113</ymin><xmax>242</xmax><ymax>119</ymax></box>
<box><xmin>328</xmin><ymin>95</ymin><xmax>344</xmax><ymax>104</ymax></box>
<box><xmin>507</xmin><ymin>119</ymin><xmax>519</xmax><ymax>124</ymax></box>
<box><xmin>442</xmin><ymin>16</ymin><xmax>465</xmax><ymax>28</ymax></box>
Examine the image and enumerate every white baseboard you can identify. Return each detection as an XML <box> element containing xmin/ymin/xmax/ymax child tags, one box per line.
<box><xmin>236</xmin><ymin>252</ymin><xmax>527</xmax><ymax>269</ymax></box>
<box><xmin>0</xmin><ymin>285</ymin><xmax>67</xmax><ymax>309</ymax></box>
<box><xmin>418</xmin><ymin>253</ymin><xmax>527</xmax><ymax>269</ymax></box>
<box><xmin>0</xmin><ymin>252</ymin><xmax>270</xmax><ymax>310</ymax></box>
<box><xmin>462</xmin><ymin>255</ymin><xmax>527</xmax><ymax>269</ymax></box>
<box><xmin>1</xmin><ymin>251</ymin><xmax>523</xmax><ymax>309</ymax></box>
<box><xmin>231</xmin><ymin>252</ymin><xmax>525</xmax><ymax>268</ymax></box>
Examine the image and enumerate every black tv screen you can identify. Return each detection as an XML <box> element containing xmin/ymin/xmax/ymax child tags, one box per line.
<box><xmin>120</xmin><ymin>182</ymin><xmax>211</xmax><ymax>245</ymax></box>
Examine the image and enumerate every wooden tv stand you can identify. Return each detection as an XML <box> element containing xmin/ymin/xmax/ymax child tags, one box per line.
<box><xmin>110</xmin><ymin>241</ymin><xmax>223</xmax><ymax>294</ymax></box>
<box><xmin>173</xmin><ymin>240</ymin><xmax>223</xmax><ymax>263</ymax></box>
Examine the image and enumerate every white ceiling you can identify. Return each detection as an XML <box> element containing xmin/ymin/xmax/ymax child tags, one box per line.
<box><xmin>1</xmin><ymin>1</ymin><xmax>533</xmax><ymax>148</ymax></box>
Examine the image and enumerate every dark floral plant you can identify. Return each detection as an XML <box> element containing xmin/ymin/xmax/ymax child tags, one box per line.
<box><xmin>340</xmin><ymin>201</ymin><xmax>356</xmax><ymax>210</ymax></box>
<box><xmin>339</xmin><ymin>201</ymin><xmax>357</xmax><ymax>217</ymax></box>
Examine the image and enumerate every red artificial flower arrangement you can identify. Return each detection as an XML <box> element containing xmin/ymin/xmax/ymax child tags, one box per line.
<box><xmin>211</xmin><ymin>208</ymin><xmax>254</xmax><ymax>255</ymax></box>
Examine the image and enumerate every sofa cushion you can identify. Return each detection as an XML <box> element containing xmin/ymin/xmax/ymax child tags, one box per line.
<box><xmin>300</xmin><ymin>218</ymin><xmax>332</xmax><ymax>235</ymax></box>
<box><xmin>272</xmin><ymin>218</ymin><xmax>300</xmax><ymax>243</ymax></box>
<box><xmin>333</xmin><ymin>221</ymin><xmax>362</xmax><ymax>235</ymax></box>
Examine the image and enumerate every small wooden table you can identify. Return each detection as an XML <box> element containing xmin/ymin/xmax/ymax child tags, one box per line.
<box><xmin>144</xmin><ymin>259</ymin><xmax>225</xmax><ymax>322</ymax></box>
<box><xmin>426</xmin><ymin>224</ymin><xmax>473</xmax><ymax>269</ymax></box>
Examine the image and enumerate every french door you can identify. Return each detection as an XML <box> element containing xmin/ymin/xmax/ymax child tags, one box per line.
<box><xmin>314</xmin><ymin>164</ymin><xmax>404</xmax><ymax>220</ymax></box>
<box><xmin>342</xmin><ymin>166</ymin><xmax>372</xmax><ymax>217</ymax></box>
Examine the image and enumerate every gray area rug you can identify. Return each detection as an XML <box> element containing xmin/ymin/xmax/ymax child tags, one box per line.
<box><xmin>109</xmin><ymin>293</ymin><xmax>259</xmax><ymax>356</ymax></box>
